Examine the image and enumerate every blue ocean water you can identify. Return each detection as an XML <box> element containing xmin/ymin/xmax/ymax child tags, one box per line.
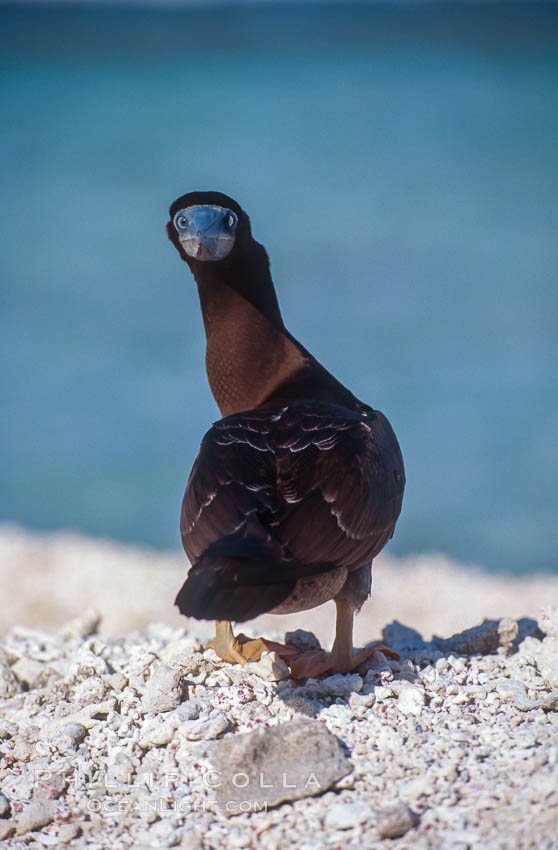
<box><xmin>1</xmin><ymin>3</ymin><xmax>557</xmax><ymax>573</ymax></box>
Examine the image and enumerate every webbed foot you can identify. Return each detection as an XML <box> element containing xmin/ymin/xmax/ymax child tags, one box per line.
<box><xmin>207</xmin><ymin>621</ymin><xmax>301</xmax><ymax>666</ymax></box>
<box><xmin>286</xmin><ymin>642</ymin><xmax>399</xmax><ymax>680</ymax></box>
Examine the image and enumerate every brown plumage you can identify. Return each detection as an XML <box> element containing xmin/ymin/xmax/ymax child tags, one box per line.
<box><xmin>167</xmin><ymin>191</ymin><xmax>405</xmax><ymax>675</ymax></box>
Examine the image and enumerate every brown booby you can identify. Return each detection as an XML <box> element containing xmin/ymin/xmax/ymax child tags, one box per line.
<box><xmin>166</xmin><ymin>191</ymin><xmax>405</xmax><ymax>678</ymax></box>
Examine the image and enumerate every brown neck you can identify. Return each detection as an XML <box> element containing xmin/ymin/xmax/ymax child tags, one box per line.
<box><xmin>197</xmin><ymin>278</ymin><xmax>307</xmax><ymax>416</ymax></box>
<box><xmin>177</xmin><ymin>214</ymin><xmax>363</xmax><ymax>417</ymax></box>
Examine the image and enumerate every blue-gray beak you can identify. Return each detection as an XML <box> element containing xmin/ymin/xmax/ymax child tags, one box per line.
<box><xmin>173</xmin><ymin>204</ymin><xmax>238</xmax><ymax>262</ymax></box>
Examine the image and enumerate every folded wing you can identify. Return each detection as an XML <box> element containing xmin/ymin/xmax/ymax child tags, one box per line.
<box><xmin>181</xmin><ymin>402</ymin><xmax>405</xmax><ymax>576</ymax></box>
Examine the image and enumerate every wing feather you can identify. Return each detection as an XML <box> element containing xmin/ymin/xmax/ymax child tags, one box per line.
<box><xmin>273</xmin><ymin>405</ymin><xmax>405</xmax><ymax>568</ymax></box>
<box><xmin>181</xmin><ymin>402</ymin><xmax>405</xmax><ymax>574</ymax></box>
<box><xmin>181</xmin><ymin>416</ymin><xmax>277</xmax><ymax>562</ymax></box>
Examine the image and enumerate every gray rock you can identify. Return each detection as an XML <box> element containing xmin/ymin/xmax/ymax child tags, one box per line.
<box><xmin>516</xmin><ymin>616</ymin><xmax>544</xmax><ymax>645</ymax></box>
<box><xmin>178</xmin><ymin>828</ymin><xmax>203</xmax><ymax>850</ymax></box>
<box><xmin>513</xmin><ymin>694</ymin><xmax>543</xmax><ymax>712</ymax></box>
<box><xmin>159</xmin><ymin>636</ymin><xmax>202</xmax><ymax>668</ymax></box>
<box><xmin>324</xmin><ymin>800</ymin><xmax>370</xmax><ymax>829</ymax></box>
<box><xmin>51</xmin><ymin>721</ymin><xmax>87</xmax><ymax>752</ymax></box>
<box><xmin>349</xmin><ymin>691</ymin><xmax>375</xmax><ymax>712</ymax></box>
<box><xmin>285</xmin><ymin>629</ymin><xmax>322</xmax><ymax>652</ymax></box>
<box><xmin>0</xmin><ymin>792</ymin><xmax>11</xmax><ymax>818</ymax></box>
<box><xmin>11</xmin><ymin>657</ymin><xmax>51</xmax><ymax>689</ymax></box>
<box><xmin>0</xmin><ymin>820</ymin><xmax>15</xmax><ymax>840</ymax></box>
<box><xmin>40</xmin><ymin>697</ymin><xmax>116</xmax><ymax>739</ymax></box>
<box><xmin>12</xmin><ymin>739</ymin><xmax>34</xmax><ymax>762</ymax></box>
<box><xmin>376</xmin><ymin>803</ymin><xmax>419</xmax><ymax>838</ymax></box>
<box><xmin>142</xmin><ymin>662</ymin><xmax>186</xmax><ymax>713</ymax></box>
<box><xmin>208</xmin><ymin>718</ymin><xmax>352</xmax><ymax>814</ymax></box>
<box><xmin>0</xmin><ymin>656</ymin><xmax>20</xmax><ymax>698</ymax></box>
<box><xmin>139</xmin><ymin>716</ymin><xmax>179</xmax><ymax>749</ymax></box>
<box><xmin>180</xmin><ymin>712</ymin><xmax>230</xmax><ymax>741</ymax></box>
<box><xmin>514</xmin><ymin>691</ymin><xmax>558</xmax><ymax>713</ymax></box>
<box><xmin>496</xmin><ymin>679</ymin><xmax>528</xmax><ymax>703</ymax></box>
<box><xmin>433</xmin><ymin>618</ymin><xmax>518</xmax><ymax>656</ymax></box>
<box><xmin>60</xmin><ymin>607</ymin><xmax>101</xmax><ymax>639</ymax></box>
<box><xmin>175</xmin><ymin>701</ymin><xmax>200</xmax><ymax>721</ymax></box>
<box><xmin>538</xmin><ymin>606</ymin><xmax>558</xmax><ymax>639</ymax></box>
<box><xmin>538</xmin><ymin>637</ymin><xmax>558</xmax><ymax>689</ymax></box>
<box><xmin>0</xmin><ymin>720</ymin><xmax>17</xmax><ymax>739</ymax></box>
<box><xmin>57</xmin><ymin>823</ymin><xmax>81</xmax><ymax>843</ymax></box>
<box><xmin>318</xmin><ymin>673</ymin><xmax>362</xmax><ymax>698</ymax></box>
<box><xmin>304</xmin><ymin>673</ymin><xmax>363</xmax><ymax>699</ymax></box>
<box><xmin>15</xmin><ymin>801</ymin><xmax>54</xmax><ymax>834</ymax></box>
<box><xmin>138</xmin><ymin>701</ymin><xmax>204</xmax><ymax>748</ymax></box>
<box><xmin>382</xmin><ymin>621</ymin><xmax>426</xmax><ymax>651</ymax></box>
<box><xmin>498</xmin><ymin>617</ymin><xmax>520</xmax><ymax>651</ymax></box>
<box><xmin>540</xmin><ymin>692</ymin><xmax>558</xmax><ymax>712</ymax></box>
<box><xmin>73</xmin><ymin>675</ymin><xmax>108</xmax><ymax>704</ymax></box>
<box><xmin>106</xmin><ymin>757</ymin><xmax>135</xmax><ymax>788</ymax></box>
<box><xmin>247</xmin><ymin>652</ymin><xmax>290</xmax><ymax>682</ymax></box>
<box><xmin>369</xmin><ymin>683</ymin><xmax>394</xmax><ymax>701</ymax></box>
<box><xmin>32</xmin><ymin>771</ymin><xmax>67</xmax><ymax>803</ymax></box>
<box><xmin>396</xmin><ymin>684</ymin><xmax>425</xmax><ymax>716</ymax></box>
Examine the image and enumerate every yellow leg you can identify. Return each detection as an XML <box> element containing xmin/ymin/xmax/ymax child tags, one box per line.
<box><xmin>287</xmin><ymin>599</ymin><xmax>399</xmax><ymax>680</ymax></box>
<box><xmin>207</xmin><ymin>620</ymin><xmax>300</xmax><ymax>665</ymax></box>
<box><xmin>207</xmin><ymin>620</ymin><xmax>249</xmax><ymax>665</ymax></box>
<box><xmin>330</xmin><ymin>597</ymin><xmax>356</xmax><ymax>670</ymax></box>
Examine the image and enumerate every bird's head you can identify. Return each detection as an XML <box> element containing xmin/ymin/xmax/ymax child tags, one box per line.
<box><xmin>167</xmin><ymin>191</ymin><xmax>248</xmax><ymax>265</ymax></box>
<box><xmin>167</xmin><ymin>190</ymin><xmax>281</xmax><ymax>327</ymax></box>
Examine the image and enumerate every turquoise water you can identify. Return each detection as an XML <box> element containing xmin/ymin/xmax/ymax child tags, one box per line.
<box><xmin>1</xmin><ymin>3</ymin><xmax>557</xmax><ymax>573</ymax></box>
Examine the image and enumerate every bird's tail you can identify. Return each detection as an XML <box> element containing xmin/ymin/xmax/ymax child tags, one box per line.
<box><xmin>175</xmin><ymin>535</ymin><xmax>336</xmax><ymax>622</ymax></box>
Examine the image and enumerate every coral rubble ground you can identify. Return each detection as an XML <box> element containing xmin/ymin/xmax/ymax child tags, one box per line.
<box><xmin>1</xmin><ymin>527</ymin><xmax>557</xmax><ymax>848</ymax></box>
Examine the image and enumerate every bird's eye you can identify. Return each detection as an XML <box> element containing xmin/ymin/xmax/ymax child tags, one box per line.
<box><xmin>224</xmin><ymin>212</ymin><xmax>237</xmax><ymax>232</ymax></box>
<box><xmin>174</xmin><ymin>213</ymin><xmax>188</xmax><ymax>231</ymax></box>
